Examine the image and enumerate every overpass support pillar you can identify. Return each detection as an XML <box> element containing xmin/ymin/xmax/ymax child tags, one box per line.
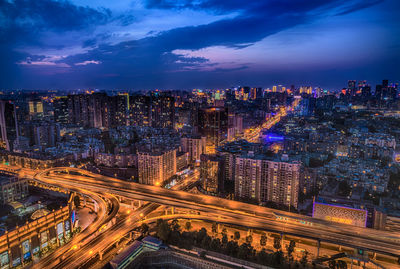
<box><xmin>280</xmin><ymin>232</ymin><xmax>284</xmax><ymax>248</ymax></box>
<box><xmin>116</xmin><ymin>240</ymin><xmax>119</xmax><ymax>248</ymax></box>
<box><xmin>316</xmin><ymin>240</ymin><xmax>320</xmax><ymax>258</ymax></box>
<box><xmin>339</xmin><ymin>245</ymin><xmax>342</xmax><ymax>252</ymax></box>
<box><xmin>247</xmin><ymin>229</ymin><xmax>253</xmax><ymax>236</ymax></box>
<box><xmin>372</xmin><ymin>252</ymin><xmax>376</xmax><ymax>260</ymax></box>
<box><xmin>217</xmin><ymin>223</ymin><xmax>221</xmax><ymax>234</ymax></box>
<box><xmin>99</xmin><ymin>252</ymin><xmax>103</xmax><ymax>261</ymax></box>
<box><xmin>94</xmin><ymin>202</ymin><xmax>98</xmax><ymax>213</ymax></box>
<box><xmin>138</xmin><ymin>200</ymin><xmax>142</xmax><ymax>207</ymax></box>
<box><xmin>171</xmin><ymin>207</ymin><xmax>174</xmax><ymax>215</ymax></box>
<box><xmin>165</xmin><ymin>208</ymin><xmax>168</xmax><ymax>215</ymax></box>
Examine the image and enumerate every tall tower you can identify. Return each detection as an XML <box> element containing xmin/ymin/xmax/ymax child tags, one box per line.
<box><xmin>0</xmin><ymin>100</ymin><xmax>18</xmax><ymax>151</ymax></box>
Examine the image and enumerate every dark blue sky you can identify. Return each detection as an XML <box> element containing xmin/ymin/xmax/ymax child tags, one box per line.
<box><xmin>1</xmin><ymin>0</ymin><xmax>399</xmax><ymax>91</ymax></box>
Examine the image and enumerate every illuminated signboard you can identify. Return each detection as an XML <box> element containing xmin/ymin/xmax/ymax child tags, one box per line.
<box><xmin>22</xmin><ymin>239</ymin><xmax>31</xmax><ymax>260</ymax></box>
<box><xmin>40</xmin><ymin>231</ymin><xmax>48</xmax><ymax>248</ymax></box>
<box><xmin>395</xmin><ymin>154</ymin><xmax>400</xmax><ymax>163</ymax></box>
<box><xmin>57</xmin><ymin>222</ymin><xmax>64</xmax><ymax>235</ymax></box>
<box><xmin>12</xmin><ymin>257</ymin><xmax>20</xmax><ymax>267</ymax></box>
<box><xmin>22</xmin><ymin>240</ymin><xmax>30</xmax><ymax>254</ymax></box>
<box><xmin>65</xmin><ymin>220</ymin><xmax>70</xmax><ymax>233</ymax></box>
<box><xmin>32</xmin><ymin>247</ymin><xmax>39</xmax><ymax>255</ymax></box>
<box><xmin>71</xmin><ymin>210</ymin><xmax>76</xmax><ymax>224</ymax></box>
<box><xmin>313</xmin><ymin>201</ymin><xmax>367</xmax><ymax>228</ymax></box>
<box><xmin>0</xmin><ymin>251</ymin><xmax>9</xmax><ymax>269</ymax></box>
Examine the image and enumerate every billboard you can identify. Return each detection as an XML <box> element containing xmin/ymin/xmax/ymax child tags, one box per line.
<box><xmin>40</xmin><ymin>231</ymin><xmax>48</xmax><ymax>248</ymax></box>
<box><xmin>57</xmin><ymin>222</ymin><xmax>64</xmax><ymax>236</ymax></box>
<box><xmin>313</xmin><ymin>201</ymin><xmax>367</xmax><ymax>227</ymax></box>
<box><xmin>22</xmin><ymin>240</ymin><xmax>31</xmax><ymax>260</ymax></box>
<box><xmin>22</xmin><ymin>240</ymin><xmax>30</xmax><ymax>254</ymax></box>
<box><xmin>0</xmin><ymin>252</ymin><xmax>9</xmax><ymax>269</ymax></box>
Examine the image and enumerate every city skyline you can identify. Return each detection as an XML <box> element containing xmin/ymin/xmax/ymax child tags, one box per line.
<box><xmin>1</xmin><ymin>0</ymin><xmax>399</xmax><ymax>90</ymax></box>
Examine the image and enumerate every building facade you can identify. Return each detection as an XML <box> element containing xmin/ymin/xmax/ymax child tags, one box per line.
<box><xmin>138</xmin><ymin>149</ymin><xmax>177</xmax><ymax>185</ymax></box>
<box><xmin>234</xmin><ymin>155</ymin><xmax>300</xmax><ymax>208</ymax></box>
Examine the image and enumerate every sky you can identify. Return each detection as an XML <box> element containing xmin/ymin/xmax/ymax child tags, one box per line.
<box><xmin>0</xmin><ymin>0</ymin><xmax>399</xmax><ymax>91</ymax></box>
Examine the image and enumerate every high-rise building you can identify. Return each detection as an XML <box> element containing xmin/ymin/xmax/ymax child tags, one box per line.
<box><xmin>228</xmin><ymin>113</ymin><xmax>243</xmax><ymax>137</ymax></box>
<box><xmin>348</xmin><ymin>80</ymin><xmax>356</xmax><ymax>96</ymax></box>
<box><xmin>129</xmin><ymin>95</ymin><xmax>151</xmax><ymax>127</ymax></box>
<box><xmin>235</xmin><ymin>156</ymin><xmax>263</xmax><ymax>202</ymax></box>
<box><xmin>53</xmin><ymin>96</ymin><xmax>69</xmax><ymax>124</ymax></box>
<box><xmin>110</xmin><ymin>94</ymin><xmax>128</xmax><ymax>127</ymax></box>
<box><xmin>150</xmin><ymin>93</ymin><xmax>175</xmax><ymax>129</ymax></box>
<box><xmin>28</xmin><ymin>99</ymin><xmax>44</xmax><ymax>120</ymax></box>
<box><xmin>68</xmin><ymin>94</ymin><xmax>90</xmax><ymax>127</ymax></box>
<box><xmin>0</xmin><ymin>100</ymin><xmax>18</xmax><ymax>151</ymax></box>
<box><xmin>67</xmin><ymin>93</ymin><xmax>123</xmax><ymax>129</ymax></box>
<box><xmin>263</xmin><ymin>159</ymin><xmax>300</xmax><ymax>208</ymax></box>
<box><xmin>138</xmin><ymin>148</ymin><xmax>177</xmax><ymax>185</ymax></box>
<box><xmin>200</xmin><ymin>154</ymin><xmax>224</xmax><ymax>193</ymax></box>
<box><xmin>234</xmin><ymin>154</ymin><xmax>300</xmax><ymax>208</ymax></box>
<box><xmin>180</xmin><ymin>135</ymin><xmax>206</xmax><ymax>163</ymax></box>
<box><xmin>198</xmin><ymin>107</ymin><xmax>228</xmax><ymax>153</ymax></box>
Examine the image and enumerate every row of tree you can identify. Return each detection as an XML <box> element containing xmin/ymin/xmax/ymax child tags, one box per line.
<box><xmin>146</xmin><ymin>219</ymin><xmax>312</xmax><ymax>268</ymax></box>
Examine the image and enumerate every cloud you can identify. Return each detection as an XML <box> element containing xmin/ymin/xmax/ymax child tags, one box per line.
<box><xmin>335</xmin><ymin>0</ymin><xmax>384</xmax><ymax>15</ymax></box>
<box><xmin>0</xmin><ymin>0</ymin><xmax>393</xmax><ymax>90</ymax></box>
<box><xmin>75</xmin><ymin>60</ymin><xmax>102</xmax><ymax>66</ymax></box>
<box><xmin>0</xmin><ymin>0</ymin><xmax>112</xmax><ymax>46</ymax></box>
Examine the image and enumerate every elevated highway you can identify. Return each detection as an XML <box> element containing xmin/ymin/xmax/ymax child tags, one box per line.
<box><xmin>27</xmin><ymin>167</ymin><xmax>400</xmax><ymax>258</ymax></box>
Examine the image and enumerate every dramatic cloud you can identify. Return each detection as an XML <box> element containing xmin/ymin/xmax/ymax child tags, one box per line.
<box><xmin>0</xmin><ymin>0</ymin><xmax>398</xmax><ymax>90</ymax></box>
<box><xmin>75</xmin><ymin>60</ymin><xmax>102</xmax><ymax>66</ymax></box>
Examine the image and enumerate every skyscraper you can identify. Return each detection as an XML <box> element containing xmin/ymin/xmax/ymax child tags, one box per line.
<box><xmin>198</xmin><ymin>107</ymin><xmax>228</xmax><ymax>154</ymax></box>
<box><xmin>150</xmin><ymin>93</ymin><xmax>175</xmax><ymax>129</ymax></box>
<box><xmin>200</xmin><ymin>154</ymin><xmax>224</xmax><ymax>193</ymax></box>
<box><xmin>180</xmin><ymin>135</ymin><xmax>206</xmax><ymax>163</ymax></box>
<box><xmin>138</xmin><ymin>148</ymin><xmax>177</xmax><ymax>185</ymax></box>
<box><xmin>348</xmin><ymin>80</ymin><xmax>356</xmax><ymax>96</ymax></box>
<box><xmin>0</xmin><ymin>100</ymin><xmax>18</xmax><ymax>151</ymax></box>
<box><xmin>234</xmin><ymin>154</ymin><xmax>300</xmax><ymax>208</ymax></box>
<box><xmin>53</xmin><ymin>96</ymin><xmax>69</xmax><ymax>124</ymax></box>
<box><xmin>129</xmin><ymin>95</ymin><xmax>151</xmax><ymax>127</ymax></box>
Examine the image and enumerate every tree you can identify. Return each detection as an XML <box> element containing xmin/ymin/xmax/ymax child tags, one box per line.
<box><xmin>246</xmin><ymin>235</ymin><xmax>253</xmax><ymax>244</ymax></box>
<box><xmin>185</xmin><ymin>221</ymin><xmax>192</xmax><ymax>231</ymax></box>
<box><xmin>337</xmin><ymin>260</ymin><xmax>347</xmax><ymax>269</ymax></box>
<box><xmin>201</xmin><ymin>235</ymin><xmax>211</xmax><ymax>249</ymax></box>
<box><xmin>286</xmin><ymin>240</ymin><xmax>296</xmax><ymax>260</ymax></box>
<box><xmin>272</xmin><ymin>250</ymin><xmax>284</xmax><ymax>267</ymax></box>
<box><xmin>260</xmin><ymin>232</ymin><xmax>267</xmax><ymax>247</ymax></box>
<box><xmin>156</xmin><ymin>219</ymin><xmax>171</xmax><ymax>241</ymax></box>
<box><xmin>73</xmin><ymin>196</ymin><xmax>81</xmax><ymax>208</ymax></box>
<box><xmin>196</xmin><ymin>227</ymin><xmax>207</xmax><ymax>243</ymax></box>
<box><xmin>140</xmin><ymin>223</ymin><xmax>149</xmax><ymax>235</ymax></box>
<box><xmin>328</xmin><ymin>260</ymin><xmax>337</xmax><ymax>269</ymax></box>
<box><xmin>225</xmin><ymin>240</ymin><xmax>239</xmax><ymax>256</ymax></box>
<box><xmin>300</xmin><ymin>250</ymin><xmax>309</xmax><ymax>268</ymax></box>
<box><xmin>221</xmin><ymin>228</ymin><xmax>227</xmax><ymax>237</ymax></box>
<box><xmin>257</xmin><ymin>249</ymin><xmax>271</xmax><ymax>266</ymax></box>
<box><xmin>210</xmin><ymin>238</ymin><xmax>221</xmax><ymax>252</ymax></box>
<box><xmin>238</xmin><ymin>243</ymin><xmax>252</xmax><ymax>260</ymax></box>
<box><xmin>222</xmin><ymin>234</ymin><xmax>228</xmax><ymax>245</ymax></box>
<box><xmin>212</xmin><ymin>222</ymin><xmax>218</xmax><ymax>235</ymax></box>
<box><xmin>234</xmin><ymin>231</ymin><xmax>241</xmax><ymax>241</ymax></box>
<box><xmin>171</xmin><ymin>219</ymin><xmax>180</xmax><ymax>232</ymax></box>
<box><xmin>273</xmin><ymin>236</ymin><xmax>281</xmax><ymax>250</ymax></box>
